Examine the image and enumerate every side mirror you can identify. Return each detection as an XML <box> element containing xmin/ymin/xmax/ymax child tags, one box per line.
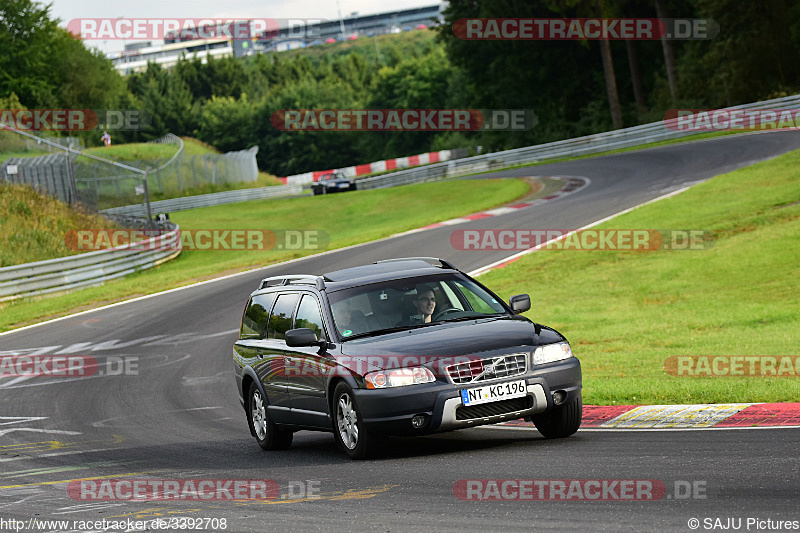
<box><xmin>509</xmin><ymin>294</ymin><xmax>531</xmax><ymax>314</ymax></box>
<box><xmin>285</xmin><ymin>328</ymin><xmax>320</xmax><ymax>347</ymax></box>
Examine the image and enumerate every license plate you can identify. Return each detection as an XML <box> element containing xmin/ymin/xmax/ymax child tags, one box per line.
<box><xmin>337</xmin><ymin>182</ymin><xmax>349</xmax><ymax>188</ymax></box>
<box><xmin>460</xmin><ymin>380</ymin><xmax>527</xmax><ymax>406</ymax></box>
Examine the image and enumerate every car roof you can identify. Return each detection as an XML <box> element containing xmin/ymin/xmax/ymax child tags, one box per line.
<box><xmin>253</xmin><ymin>258</ymin><xmax>460</xmax><ymax>295</ymax></box>
<box><xmin>323</xmin><ymin>259</ymin><xmax>458</xmax><ymax>290</ymax></box>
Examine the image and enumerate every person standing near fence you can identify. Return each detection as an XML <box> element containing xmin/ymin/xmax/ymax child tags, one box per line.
<box><xmin>101</xmin><ymin>131</ymin><xmax>111</xmax><ymax>147</ymax></box>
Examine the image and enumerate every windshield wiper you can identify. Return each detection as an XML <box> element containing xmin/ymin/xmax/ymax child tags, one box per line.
<box><xmin>431</xmin><ymin>313</ymin><xmax>505</xmax><ymax>324</ymax></box>
<box><xmin>341</xmin><ymin>323</ymin><xmax>435</xmax><ymax>341</ymax></box>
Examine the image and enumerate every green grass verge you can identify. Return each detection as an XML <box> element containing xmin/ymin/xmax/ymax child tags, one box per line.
<box><xmin>0</xmin><ymin>178</ymin><xmax>530</xmax><ymax>332</ymax></box>
<box><xmin>83</xmin><ymin>142</ymin><xmax>177</xmax><ymax>161</ymax></box>
<box><xmin>0</xmin><ymin>182</ymin><xmax>119</xmax><ymax>267</ymax></box>
<box><xmin>478</xmin><ymin>149</ymin><xmax>800</xmax><ymax>405</ymax></box>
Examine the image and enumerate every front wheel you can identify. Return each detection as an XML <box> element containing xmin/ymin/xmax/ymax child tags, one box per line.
<box><xmin>249</xmin><ymin>384</ymin><xmax>293</xmax><ymax>450</ymax></box>
<box><xmin>332</xmin><ymin>382</ymin><xmax>383</xmax><ymax>459</ymax></box>
<box><xmin>530</xmin><ymin>392</ymin><xmax>582</xmax><ymax>439</ymax></box>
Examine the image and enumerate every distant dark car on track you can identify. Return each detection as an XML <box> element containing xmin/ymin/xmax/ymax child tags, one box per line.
<box><xmin>310</xmin><ymin>171</ymin><xmax>357</xmax><ymax>195</ymax></box>
<box><xmin>233</xmin><ymin>258</ymin><xmax>582</xmax><ymax>459</ymax></box>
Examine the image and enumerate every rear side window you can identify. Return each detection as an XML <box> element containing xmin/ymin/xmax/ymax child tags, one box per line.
<box><xmin>241</xmin><ymin>293</ymin><xmax>275</xmax><ymax>339</ymax></box>
<box><xmin>295</xmin><ymin>295</ymin><xmax>326</xmax><ymax>341</ymax></box>
<box><xmin>269</xmin><ymin>293</ymin><xmax>299</xmax><ymax>340</ymax></box>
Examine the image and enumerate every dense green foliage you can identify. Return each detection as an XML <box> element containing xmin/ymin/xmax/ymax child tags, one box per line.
<box><xmin>2</xmin><ymin>0</ymin><xmax>799</xmax><ymax>175</ymax></box>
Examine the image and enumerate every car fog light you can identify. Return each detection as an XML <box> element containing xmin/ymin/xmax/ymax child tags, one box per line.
<box><xmin>552</xmin><ymin>390</ymin><xmax>567</xmax><ymax>405</ymax></box>
<box><xmin>411</xmin><ymin>415</ymin><xmax>427</xmax><ymax>428</ymax></box>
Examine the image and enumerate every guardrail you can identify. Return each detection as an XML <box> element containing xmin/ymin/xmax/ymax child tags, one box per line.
<box><xmin>0</xmin><ymin>223</ymin><xmax>181</xmax><ymax>302</ymax></box>
<box><xmin>5</xmin><ymin>94</ymin><xmax>797</xmax><ymax>303</ymax></box>
<box><xmin>357</xmin><ymin>94</ymin><xmax>800</xmax><ymax>190</ymax></box>
<box><xmin>100</xmin><ymin>183</ymin><xmax>305</xmax><ymax>217</ymax></box>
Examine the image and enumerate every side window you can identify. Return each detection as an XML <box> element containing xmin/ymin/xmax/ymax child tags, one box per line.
<box><xmin>453</xmin><ymin>280</ymin><xmax>506</xmax><ymax>314</ymax></box>
<box><xmin>269</xmin><ymin>293</ymin><xmax>299</xmax><ymax>340</ymax></box>
<box><xmin>241</xmin><ymin>293</ymin><xmax>275</xmax><ymax>339</ymax></box>
<box><xmin>294</xmin><ymin>295</ymin><xmax>326</xmax><ymax>341</ymax></box>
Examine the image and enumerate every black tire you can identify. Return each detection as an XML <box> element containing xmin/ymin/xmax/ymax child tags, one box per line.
<box><xmin>531</xmin><ymin>392</ymin><xmax>582</xmax><ymax>439</ymax></box>
<box><xmin>332</xmin><ymin>382</ymin><xmax>384</xmax><ymax>459</ymax></box>
<box><xmin>248</xmin><ymin>384</ymin><xmax>293</xmax><ymax>451</ymax></box>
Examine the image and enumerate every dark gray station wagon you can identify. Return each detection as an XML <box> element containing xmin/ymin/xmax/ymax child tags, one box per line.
<box><xmin>233</xmin><ymin>258</ymin><xmax>582</xmax><ymax>459</ymax></box>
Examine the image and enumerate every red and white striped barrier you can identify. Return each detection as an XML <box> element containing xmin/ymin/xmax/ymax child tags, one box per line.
<box><xmin>279</xmin><ymin>150</ymin><xmax>453</xmax><ymax>185</ymax></box>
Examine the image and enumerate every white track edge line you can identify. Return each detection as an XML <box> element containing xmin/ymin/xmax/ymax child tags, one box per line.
<box><xmin>468</xmin><ymin>185</ymin><xmax>691</xmax><ymax>277</ymax></box>
<box><xmin>2</xmin><ymin>175</ymin><xmax>578</xmax><ymax>336</ymax></box>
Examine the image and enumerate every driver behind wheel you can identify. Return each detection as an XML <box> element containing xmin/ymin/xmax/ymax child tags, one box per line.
<box><xmin>398</xmin><ymin>285</ymin><xmax>436</xmax><ymax>325</ymax></box>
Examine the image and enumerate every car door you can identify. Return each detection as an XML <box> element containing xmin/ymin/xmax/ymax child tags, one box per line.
<box><xmin>234</xmin><ymin>292</ymin><xmax>294</xmax><ymax>420</ymax></box>
<box><xmin>259</xmin><ymin>292</ymin><xmax>300</xmax><ymax>423</ymax></box>
<box><xmin>284</xmin><ymin>293</ymin><xmax>335</xmax><ymax>429</ymax></box>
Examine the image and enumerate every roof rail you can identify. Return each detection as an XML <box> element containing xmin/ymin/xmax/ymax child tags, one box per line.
<box><xmin>259</xmin><ymin>275</ymin><xmax>326</xmax><ymax>290</ymax></box>
<box><xmin>374</xmin><ymin>257</ymin><xmax>457</xmax><ymax>270</ymax></box>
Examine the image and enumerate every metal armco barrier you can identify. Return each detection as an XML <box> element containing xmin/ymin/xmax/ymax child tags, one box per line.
<box><xmin>0</xmin><ymin>225</ymin><xmax>181</xmax><ymax>302</ymax></box>
<box><xmin>357</xmin><ymin>94</ymin><xmax>800</xmax><ymax>190</ymax></box>
<box><xmin>4</xmin><ymin>94</ymin><xmax>797</xmax><ymax>302</ymax></box>
<box><xmin>100</xmin><ymin>183</ymin><xmax>305</xmax><ymax>217</ymax></box>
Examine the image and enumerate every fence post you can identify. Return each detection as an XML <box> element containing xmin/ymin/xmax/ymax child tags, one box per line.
<box><xmin>65</xmin><ymin>150</ymin><xmax>78</xmax><ymax>206</ymax></box>
<box><xmin>190</xmin><ymin>156</ymin><xmax>198</xmax><ymax>187</ymax></box>
<box><xmin>175</xmin><ymin>153</ymin><xmax>182</xmax><ymax>191</ymax></box>
<box><xmin>143</xmin><ymin>168</ymin><xmax>153</xmax><ymax>229</ymax></box>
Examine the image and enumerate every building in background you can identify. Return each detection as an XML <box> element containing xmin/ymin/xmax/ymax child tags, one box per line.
<box><xmin>109</xmin><ymin>4</ymin><xmax>444</xmax><ymax>74</ymax></box>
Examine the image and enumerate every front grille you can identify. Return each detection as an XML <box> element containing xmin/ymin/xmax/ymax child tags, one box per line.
<box><xmin>455</xmin><ymin>396</ymin><xmax>532</xmax><ymax>421</ymax></box>
<box><xmin>446</xmin><ymin>353</ymin><xmax>527</xmax><ymax>384</ymax></box>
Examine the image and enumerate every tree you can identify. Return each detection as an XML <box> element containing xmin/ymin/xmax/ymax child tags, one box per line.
<box><xmin>0</xmin><ymin>0</ymin><xmax>125</xmax><ymax>109</ymax></box>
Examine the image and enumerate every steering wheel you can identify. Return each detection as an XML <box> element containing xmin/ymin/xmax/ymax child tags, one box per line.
<box><xmin>432</xmin><ymin>307</ymin><xmax>461</xmax><ymax>321</ymax></box>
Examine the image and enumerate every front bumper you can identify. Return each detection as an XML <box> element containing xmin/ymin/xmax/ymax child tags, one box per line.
<box><xmin>352</xmin><ymin>357</ymin><xmax>581</xmax><ymax>436</ymax></box>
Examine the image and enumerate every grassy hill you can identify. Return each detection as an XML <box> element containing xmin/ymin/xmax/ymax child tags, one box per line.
<box><xmin>79</xmin><ymin>137</ymin><xmax>282</xmax><ymax>208</ymax></box>
<box><xmin>0</xmin><ymin>182</ymin><xmax>119</xmax><ymax>267</ymax></box>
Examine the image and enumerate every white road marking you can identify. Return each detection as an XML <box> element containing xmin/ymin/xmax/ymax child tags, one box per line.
<box><xmin>469</xmin><ymin>185</ymin><xmax>691</xmax><ymax>277</ymax></box>
<box><xmin>0</xmin><ymin>448</ymin><xmax>121</xmax><ymax>463</ymax></box>
<box><xmin>0</xmin><ymin>428</ymin><xmax>82</xmax><ymax>437</ymax></box>
<box><xmin>0</xmin><ymin>175</ymin><xmax>582</xmax><ymax>337</ymax></box>
<box><xmin>0</xmin><ymin>416</ymin><xmax>47</xmax><ymax>426</ymax></box>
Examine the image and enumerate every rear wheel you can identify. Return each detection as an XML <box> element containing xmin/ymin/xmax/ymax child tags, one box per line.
<box><xmin>530</xmin><ymin>392</ymin><xmax>582</xmax><ymax>439</ymax></box>
<box><xmin>249</xmin><ymin>384</ymin><xmax>293</xmax><ymax>450</ymax></box>
<box><xmin>332</xmin><ymin>382</ymin><xmax>383</xmax><ymax>459</ymax></box>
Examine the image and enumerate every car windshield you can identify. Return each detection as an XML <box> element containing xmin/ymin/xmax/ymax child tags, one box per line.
<box><xmin>328</xmin><ymin>273</ymin><xmax>509</xmax><ymax>340</ymax></box>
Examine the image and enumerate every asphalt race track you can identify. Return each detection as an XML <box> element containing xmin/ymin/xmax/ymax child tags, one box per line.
<box><xmin>1</xmin><ymin>131</ymin><xmax>799</xmax><ymax>532</ymax></box>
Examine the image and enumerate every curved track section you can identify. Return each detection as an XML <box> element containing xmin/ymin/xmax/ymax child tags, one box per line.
<box><xmin>1</xmin><ymin>131</ymin><xmax>799</xmax><ymax>531</ymax></box>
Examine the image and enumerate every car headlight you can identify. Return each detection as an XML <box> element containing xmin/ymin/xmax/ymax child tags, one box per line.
<box><xmin>365</xmin><ymin>367</ymin><xmax>435</xmax><ymax>389</ymax></box>
<box><xmin>532</xmin><ymin>342</ymin><xmax>573</xmax><ymax>365</ymax></box>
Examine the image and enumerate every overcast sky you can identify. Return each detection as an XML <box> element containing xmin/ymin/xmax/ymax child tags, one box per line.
<box><xmin>50</xmin><ymin>0</ymin><xmax>442</xmax><ymax>54</ymax></box>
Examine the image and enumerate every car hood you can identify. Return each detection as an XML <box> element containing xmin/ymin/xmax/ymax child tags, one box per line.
<box><xmin>337</xmin><ymin>316</ymin><xmax>565</xmax><ymax>370</ymax></box>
